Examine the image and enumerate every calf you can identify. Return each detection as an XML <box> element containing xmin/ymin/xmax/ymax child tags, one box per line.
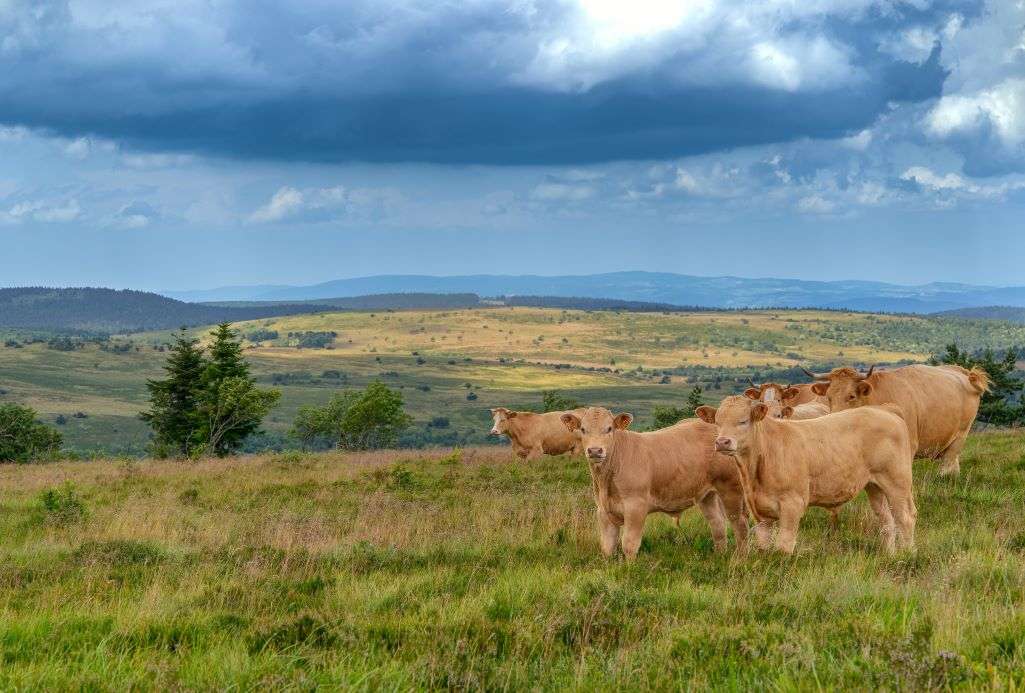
<box><xmin>697</xmin><ymin>396</ymin><xmax>915</xmax><ymax>554</ymax></box>
<box><xmin>804</xmin><ymin>364</ymin><xmax>988</xmax><ymax>474</ymax></box>
<box><xmin>561</xmin><ymin>407</ymin><xmax>748</xmax><ymax>560</ymax></box>
<box><xmin>490</xmin><ymin>407</ymin><xmax>585</xmax><ymax>460</ymax></box>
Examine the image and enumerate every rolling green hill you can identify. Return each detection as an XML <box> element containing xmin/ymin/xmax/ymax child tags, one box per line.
<box><xmin>2</xmin><ymin>307</ymin><xmax>1022</xmax><ymax>455</ymax></box>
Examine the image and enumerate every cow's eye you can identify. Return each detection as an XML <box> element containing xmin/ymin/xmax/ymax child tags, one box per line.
<box><xmin>604</xmin><ymin>426</ymin><xmax>612</xmax><ymax>434</ymax></box>
<box><xmin>847</xmin><ymin>394</ymin><xmax>856</xmax><ymax>401</ymax></box>
<box><xmin>580</xmin><ymin>428</ymin><xmax>586</xmax><ymax>434</ymax></box>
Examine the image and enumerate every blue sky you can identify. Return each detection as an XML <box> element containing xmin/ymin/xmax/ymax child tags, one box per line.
<box><xmin>1</xmin><ymin>0</ymin><xmax>1024</xmax><ymax>290</ymax></box>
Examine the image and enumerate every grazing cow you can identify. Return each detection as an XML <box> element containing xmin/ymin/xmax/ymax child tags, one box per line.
<box><xmin>803</xmin><ymin>364</ymin><xmax>989</xmax><ymax>475</ymax></box>
<box><xmin>560</xmin><ymin>407</ymin><xmax>748</xmax><ymax>560</ymax></box>
<box><xmin>489</xmin><ymin>407</ymin><xmax>585</xmax><ymax>460</ymax></box>
<box><xmin>697</xmin><ymin>397</ymin><xmax>916</xmax><ymax>554</ymax></box>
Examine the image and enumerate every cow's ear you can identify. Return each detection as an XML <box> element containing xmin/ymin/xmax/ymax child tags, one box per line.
<box><xmin>856</xmin><ymin>382</ymin><xmax>873</xmax><ymax>397</ymax></box>
<box><xmin>695</xmin><ymin>406</ymin><xmax>717</xmax><ymax>424</ymax></box>
<box><xmin>613</xmin><ymin>413</ymin><xmax>633</xmax><ymax>430</ymax></box>
<box><xmin>781</xmin><ymin>387</ymin><xmax>800</xmax><ymax>401</ymax></box>
<box><xmin>811</xmin><ymin>382</ymin><xmax>830</xmax><ymax>396</ymax></box>
<box><xmin>505</xmin><ymin>410</ymin><xmax>518</xmax><ymax>418</ymax></box>
<box><xmin>743</xmin><ymin>387</ymin><xmax>761</xmax><ymax>400</ymax></box>
<box><xmin>560</xmin><ymin>413</ymin><xmax>580</xmax><ymax>431</ymax></box>
<box><xmin>751</xmin><ymin>402</ymin><xmax>769</xmax><ymax>422</ymax></box>
<box><xmin>781</xmin><ymin>406</ymin><xmax>795</xmax><ymax>419</ymax></box>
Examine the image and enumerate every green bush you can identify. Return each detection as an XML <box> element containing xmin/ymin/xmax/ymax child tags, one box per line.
<box><xmin>39</xmin><ymin>482</ymin><xmax>87</xmax><ymax>523</ymax></box>
<box><xmin>0</xmin><ymin>404</ymin><xmax>63</xmax><ymax>463</ymax></box>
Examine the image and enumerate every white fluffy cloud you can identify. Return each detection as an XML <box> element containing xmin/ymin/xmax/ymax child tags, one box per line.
<box><xmin>925</xmin><ymin>78</ymin><xmax>1025</xmax><ymax>147</ymax></box>
<box><xmin>3</xmin><ymin>197</ymin><xmax>81</xmax><ymax>224</ymax></box>
<box><xmin>248</xmin><ymin>184</ymin><xmax>404</xmax><ymax>224</ymax></box>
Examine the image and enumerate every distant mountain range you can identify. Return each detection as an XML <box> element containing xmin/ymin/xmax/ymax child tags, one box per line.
<box><xmin>165</xmin><ymin>272</ymin><xmax>1025</xmax><ymax>314</ymax></box>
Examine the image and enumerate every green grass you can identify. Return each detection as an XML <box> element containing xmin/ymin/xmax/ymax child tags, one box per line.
<box><xmin>0</xmin><ymin>432</ymin><xmax>1023</xmax><ymax>688</ymax></box>
<box><xmin>4</xmin><ymin>307</ymin><xmax>1024</xmax><ymax>454</ymax></box>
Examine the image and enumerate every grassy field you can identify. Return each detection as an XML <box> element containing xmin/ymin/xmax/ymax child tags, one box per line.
<box><xmin>2</xmin><ymin>307</ymin><xmax>1024</xmax><ymax>454</ymax></box>
<box><xmin>0</xmin><ymin>431</ymin><xmax>1022</xmax><ymax>688</ymax></box>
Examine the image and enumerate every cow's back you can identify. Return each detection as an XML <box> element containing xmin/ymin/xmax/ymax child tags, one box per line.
<box><xmin>868</xmin><ymin>364</ymin><xmax>982</xmax><ymax>457</ymax></box>
<box><xmin>613</xmin><ymin>419</ymin><xmax>726</xmax><ymax>502</ymax></box>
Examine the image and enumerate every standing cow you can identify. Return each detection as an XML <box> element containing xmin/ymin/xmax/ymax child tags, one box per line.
<box><xmin>803</xmin><ymin>364</ymin><xmax>989</xmax><ymax>475</ymax></box>
<box><xmin>489</xmin><ymin>407</ymin><xmax>585</xmax><ymax>460</ymax></box>
<box><xmin>697</xmin><ymin>397</ymin><xmax>916</xmax><ymax>554</ymax></box>
<box><xmin>560</xmin><ymin>407</ymin><xmax>749</xmax><ymax>560</ymax></box>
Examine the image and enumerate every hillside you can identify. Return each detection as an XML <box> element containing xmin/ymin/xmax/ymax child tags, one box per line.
<box><xmin>0</xmin><ymin>288</ymin><xmax>337</xmax><ymax>333</ymax></box>
<box><xmin>934</xmin><ymin>306</ymin><xmax>1025</xmax><ymax>323</ymax></box>
<box><xmin>0</xmin><ymin>432</ymin><xmax>1022</xmax><ymax>688</ymax></box>
<box><xmin>164</xmin><ymin>271</ymin><xmax>1025</xmax><ymax>313</ymax></box>
<box><xmin>3</xmin><ymin>307</ymin><xmax>1023</xmax><ymax>455</ymax></box>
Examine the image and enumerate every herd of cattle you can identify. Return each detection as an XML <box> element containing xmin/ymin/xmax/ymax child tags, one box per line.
<box><xmin>489</xmin><ymin>363</ymin><xmax>990</xmax><ymax>558</ymax></box>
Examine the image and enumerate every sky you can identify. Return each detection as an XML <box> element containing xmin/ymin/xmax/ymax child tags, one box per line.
<box><xmin>1</xmin><ymin>0</ymin><xmax>1024</xmax><ymax>290</ymax></box>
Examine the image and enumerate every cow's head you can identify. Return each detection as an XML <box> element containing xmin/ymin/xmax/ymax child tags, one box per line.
<box><xmin>561</xmin><ymin>407</ymin><xmax>632</xmax><ymax>462</ymax></box>
<box><xmin>489</xmin><ymin>407</ymin><xmax>516</xmax><ymax>435</ymax></box>
<box><xmin>696</xmin><ymin>396</ymin><xmax>769</xmax><ymax>456</ymax></box>
<box><xmin>803</xmin><ymin>366</ymin><xmax>876</xmax><ymax>412</ymax></box>
<box><xmin>744</xmin><ymin>382</ymin><xmax>801</xmax><ymax>405</ymax></box>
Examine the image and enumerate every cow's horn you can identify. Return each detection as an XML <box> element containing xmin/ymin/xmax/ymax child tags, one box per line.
<box><xmin>801</xmin><ymin>367</ymin><xmax>829</xmax><ymax>381</ymax></box>
<box><xmin>858</xmin><ymin>365</ymin><xmax>876</xmax><ymax>380</ymax></box>
<box><xmin>747</xmin><ymin>377</ymin><xmax>757</xmax><ymax>388</ymax></box>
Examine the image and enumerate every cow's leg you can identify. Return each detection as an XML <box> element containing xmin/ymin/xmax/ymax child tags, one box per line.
<box><xmin>937</xmin><ymin>430</ymin><xmax>969</xmax><ymax>476</ymax></box>
<box><xmin>864</xmin><ymin>483</ymin><xmax>896</xmax><ymax>554</ymax></box>
<box><xmin>774</xmin><ymin>496</ymin><xmax>805</xmax><ymax>554</ymax></box>
<box><xmin>828</xmin><ymin>508</ymin><xmax>841</xmax><ymax>531</ymax></box>
<box><xmin>875</xmin><ymin>475</ymin><xmax>917</xmax><ymax>550</ymax></box>
<box><xmin>620</xmin><ymin>501</ymin><xmax>648</xmax><ymax>561</ymax></box>
<box><xmin>753</xmin><ymin>520</ymin><xmax>775</xmax><ymax>551</ymax></box>
<box><xmin>596</xmin><ymin>509</ymin><xmax>620</xmax><ymax>558</ymax></box>
<box><xmin>717</xmin><ymin>485</ymin><xmax>750</xmax><ymax>555</ymax></box>
<box><xmin>697</xmin><ymin>493</ymin><xmax>728</xmax><ymax>553</ymax></box>
<box><xmin>524</xmin><ymin>444</ymin><xmax>544</xmax><ymax>462</ymax></box>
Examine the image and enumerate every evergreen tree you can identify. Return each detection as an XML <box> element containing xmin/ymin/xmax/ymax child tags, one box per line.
<box><xmin>939</xmin><ymin>344</ymin><xmax>1023</xmax><ymax>425</ymax></box>
<box><xmin>649</xmin><ymin>386</ymin><xmax>704</xmax><ymax>430</ymax></box>
<box><xmin>140</xmin><ymin>330</ymin><xmax>206</xmax><ymax>457</ymax></box>
<box><xmin>684</xmin><ymin>385</ymin><xmax>704</xmax><ymax>417</ymax></box>
<box><xmin>198</xmin><ymin>323</ymin><xmax>279</xmax><ymax>456</ymax></box>
<box><xmin>0</xmin><ymin>404</ymin><xmax>63</xmax><ymax>463</ymax></box>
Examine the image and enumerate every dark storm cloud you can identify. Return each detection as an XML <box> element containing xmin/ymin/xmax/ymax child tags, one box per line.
<box><xmin>0</xmin><ymin>1</ymin><xmax>968</xmax><ymax>165</ymax></box>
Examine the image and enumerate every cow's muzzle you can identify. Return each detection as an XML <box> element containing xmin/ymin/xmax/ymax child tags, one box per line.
<box><xmin>714</xmin><ymin>437</ymin><xmax>737</xmax><ymax>454</ymax></box>
<box><xmin>586</xmin><ymin>447</ymin><xmax>607</xmax><ymax>460</ymax></box>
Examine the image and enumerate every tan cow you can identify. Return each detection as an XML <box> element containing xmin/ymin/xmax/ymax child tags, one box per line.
<box><xmin>744</xmin><ymin>382</ymin><xmax>828</xmax><ymax>407</ymax></box>
<box><xmin>490</xmin><ymin>407</ymin><xmax>585</xmax><ymax>460</ymax></box>
<box><xmin>803</xmin><ymin>364</ymin><xmax>989</xmax><ymax>475</ymax></box>
<box><xmin>743</xmin><ymin>386</ymin><xmax>830</xmax><ymax>420</ymax></box>
<box><xmin>697</xmin><ymin>396</ymin><xmax>916</xmax><ymax>554</ymax></box>
<box><xmin>560</xmin><ymin>407</ymin><xmax>749</xmax><ymax>560</ymax></box>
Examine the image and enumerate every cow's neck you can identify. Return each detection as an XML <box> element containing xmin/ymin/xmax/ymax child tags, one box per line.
<box><xmin>590</xmin><ymin>431</ymin><xmax>630</xmax><ymax>506</ymax></box>
<box><xmin>504</xmin><ymin>414</ymin><xmax>534</xmax><ymax>444</ymax></box>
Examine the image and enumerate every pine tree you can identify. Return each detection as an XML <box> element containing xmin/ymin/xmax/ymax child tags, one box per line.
<box><xmin>684</xmin><ymin>386</ymin><xmax>704</xmax><ymax>417</ymax></box>
<box><xmin>939</xmin><ymin>344</ymin><xmax>1023</xmax><ymax>425</ymax></box>
<box><xmin>140</xmin><ymin>330</ymin><xmax>206</xmax><ymax>457</ymax></box>
<box><xmin>198</xmin><ymin>323</ymin><xmax>279</xmax><ymax>456</ymax></box>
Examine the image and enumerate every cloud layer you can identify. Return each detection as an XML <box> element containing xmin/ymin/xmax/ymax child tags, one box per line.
<box><xmin>0</xmin><ymin>0</ymin><xmax>968</xmax><ymax>165</ymax></box>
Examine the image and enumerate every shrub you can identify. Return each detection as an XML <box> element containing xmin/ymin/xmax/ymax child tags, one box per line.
<box><xmin>39</xmin><ymin>482</ymin><xmax>87</xmax><ymax>523</ymax></box>
<box><xmin>541</xmin><ymin>390</ymin><xmax>580</xmax><ymax>412</ymax></box>
<box><xmin>0</xmin><ymin>404</ymin><xmax>63</xmax><ymax>463</ymax></box>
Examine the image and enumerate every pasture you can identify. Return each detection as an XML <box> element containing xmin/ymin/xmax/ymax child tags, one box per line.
<box><xmin>0</xmin><ymin>432</ymin><xmax>1023</xmax><ymax>688</ymax></box>
<box><xmin>1</xmin><ymin>307</ymin><xmax>1022</xmax><ymax>455</ymax></box>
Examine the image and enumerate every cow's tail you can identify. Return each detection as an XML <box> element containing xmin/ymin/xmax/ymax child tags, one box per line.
<box><xmin>968</xmin><ymin>367</ymin><xmax>990</xmax><ymax>394</ymax></box>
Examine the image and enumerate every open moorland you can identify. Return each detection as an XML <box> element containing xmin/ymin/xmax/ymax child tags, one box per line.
<box><xmin>2</xmin><ymin>307</ymin><xmax>1024</xmax><ymax>454</ymax></box>
<box><xmin>0</xmin><ymin>432</ymin><xmax>1022</xmax><ymax>688</ymax></box>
